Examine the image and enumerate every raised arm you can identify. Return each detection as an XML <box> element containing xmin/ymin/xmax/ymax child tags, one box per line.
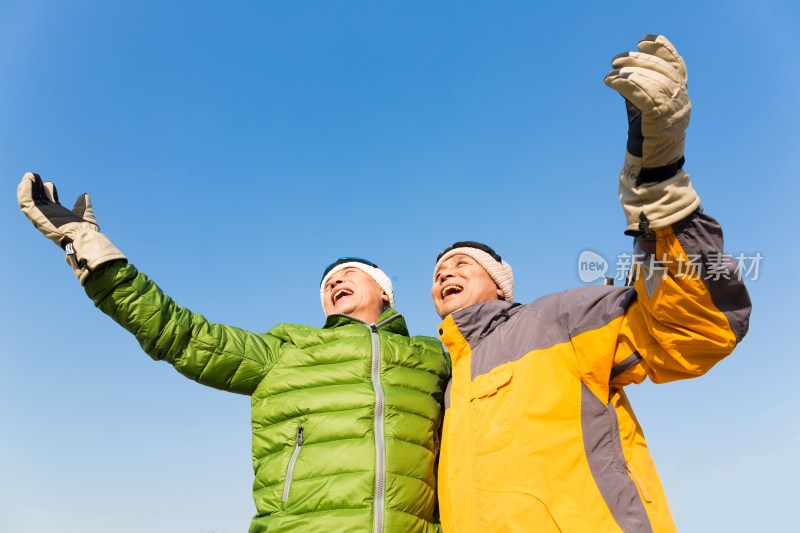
<box><xmin>603</xmin><ymin>35</ymin><xmax>751</xmax><ymax>386</ymax></box>
<box><xmin>17</xmin><ymin>173</ymin><xmax>277</xmax><ymax>395</ymax></box>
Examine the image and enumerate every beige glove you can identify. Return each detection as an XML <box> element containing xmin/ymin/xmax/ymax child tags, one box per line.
<box><xmin>605</xmin><ymin>35</ymin><xmax>700</xmax><ymax>234</ymax></box>
<box><xmin>17</xmin><ymin>172</ymin><xmax>126</xmax><ymax>284</ymax></box>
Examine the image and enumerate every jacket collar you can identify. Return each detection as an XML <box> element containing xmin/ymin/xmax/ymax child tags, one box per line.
<box><xmin>323</xmin><ymin>307</ymin><xmax>409</xmax><ymax>336</ymax></box>
<box><xmin>447</xmin><ymin>300</ymin><xmax>522</xmax><ymax>346</ymax></box>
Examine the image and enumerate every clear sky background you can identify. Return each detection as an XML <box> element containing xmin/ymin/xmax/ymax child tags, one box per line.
<box><xmin>1</xmin><ymin>1</ymin><xmax>797</xmax><ymax>532</ymax></box>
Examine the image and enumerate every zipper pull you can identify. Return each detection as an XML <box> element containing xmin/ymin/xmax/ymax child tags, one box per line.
<box><xmin>296</xmin><ymin>426</ymin><xmax>304</xmax><ymax>446</ymax></box>
<box><xmin>626</xmin><ymin>461</ymin><xmax>652</xmax><ymax>503</ymax></box>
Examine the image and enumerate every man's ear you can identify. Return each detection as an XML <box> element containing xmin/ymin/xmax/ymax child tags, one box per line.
<box><xmin>496</xmin><ymin>288</ymin><xmax>505</xmax><ymax>300</ymax></box>
<box><xmin>382</xmin><ymin>293</ymin><xmax>390</xmax><ymax>304</ymax></box>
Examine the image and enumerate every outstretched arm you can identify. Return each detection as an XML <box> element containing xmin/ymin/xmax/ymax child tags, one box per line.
<box><xmin>85</xmin><ymin>261</ymin><xmax>276</xmax><ymax>395</ymax></box>
<box><xmin>603</xmin><ymin>35</ymin><xmax>751</xmax><ymax>386</ymax></box>
<box><xmin>17</xmin><ymin>173</ymin><xmax>277</xmax><ymax>395</ymax></box>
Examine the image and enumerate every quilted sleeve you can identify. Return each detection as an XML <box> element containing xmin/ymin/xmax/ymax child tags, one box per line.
<box><xmin>84</xmin><ymin>261</ymin><xmax>279</xmax><ymax>395</ymax></box>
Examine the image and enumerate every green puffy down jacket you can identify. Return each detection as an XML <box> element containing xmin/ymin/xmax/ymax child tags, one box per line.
<box><xmin>85</xmin><ymin>262</ymin><xmax>450</xmax><ymax>533</ymax></box>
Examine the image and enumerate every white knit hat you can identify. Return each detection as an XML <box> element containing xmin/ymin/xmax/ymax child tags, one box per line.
<box><xmin>320</xmin><ymin>257</ymin><xmax>394</xmax><ymax>313</ymax></box>
<box><xmin>433</xmin><ymin>241</ymin><xmax>514</xmax><ymax>302</ymax></box>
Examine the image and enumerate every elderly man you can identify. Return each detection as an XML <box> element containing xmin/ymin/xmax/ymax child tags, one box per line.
<box><xmin>430</xmin><ymin>35</ymin><xmax>752</xmax><ymax>532</ymax></box>
<box><xmin>17</xmin><ymin>173</ymin><xmax>450</xmax><ymax>533</ymax></box>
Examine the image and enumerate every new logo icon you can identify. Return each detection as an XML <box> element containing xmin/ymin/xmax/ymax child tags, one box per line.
<box><xmin>577</xmin><ymin>250</ymin><xmax>609</xmax><ymax>283</ymax></box>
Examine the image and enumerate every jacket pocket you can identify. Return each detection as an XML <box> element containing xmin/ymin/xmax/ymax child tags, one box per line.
<box><xmin>281</xmin><ymin>425</ymin><xmax>304</xmax><ymax>507</ymax></box>
<box><xmin>470</xmin><ymin>362</ymin><xmax>514</xmax><ymax>454</ymax></box>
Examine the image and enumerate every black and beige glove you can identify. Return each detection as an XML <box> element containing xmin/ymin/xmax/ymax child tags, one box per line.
<box><xmin>604</xmin><ymin>34</ymin><xmax>701</xmax><ymax>235</ymax></box>
<box><xmin>17</xmin><ymin>172</ymin><xmax>126</xmax><ymax>284</ymax></box>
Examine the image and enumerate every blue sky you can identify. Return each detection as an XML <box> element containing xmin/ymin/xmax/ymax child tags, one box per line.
<box><xmin>1</xmin><ymin>1</ymin><xmax>798</xmax><ymax>531</ymax></box>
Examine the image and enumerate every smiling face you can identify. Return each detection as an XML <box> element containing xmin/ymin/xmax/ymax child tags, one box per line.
<box><xmin>322</xmin><ymin>267</ymin><xmax>389</xmax><ymax>323</ymax></box>
<box><xmin>431</xmin><ymin>254</ymin><xmax>504</xmax><ymax>318</ymax></box>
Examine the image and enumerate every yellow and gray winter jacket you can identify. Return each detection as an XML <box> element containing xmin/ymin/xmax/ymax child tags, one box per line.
<box><xmin>436</xmin><ymin>210</ymin><xmax>751</xmax><ymax>532</ymax></box>
<box><xmin>84</xmin><ymin>261</ymin><xmax>450</xmax><ymax>533</ymax></box>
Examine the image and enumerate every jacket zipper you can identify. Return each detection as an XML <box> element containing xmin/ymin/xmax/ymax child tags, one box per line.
<box><xmin>329</xmin><ymin>313</ymin><xmax>401</xmax><ymax>533</ymax></box>
<box><xmin>371</xmin><ymin>314</ymin><xmax>401</xmax><ymax>533</ymax></box>
<box><xmin>281</xmin><ymin>426</ymin><xmax>304</xmax><ymax>504</ymax></box>
<box><xmin>370</xmin><ymin>322</ymin><xmax>386</xmax><ymax>533</ymax></box>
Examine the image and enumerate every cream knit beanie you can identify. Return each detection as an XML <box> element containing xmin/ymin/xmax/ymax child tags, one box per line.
<box><xmin>434</xmin><ymin>241</ymin><xmax>514</xmax><ymax>302</ymax></box>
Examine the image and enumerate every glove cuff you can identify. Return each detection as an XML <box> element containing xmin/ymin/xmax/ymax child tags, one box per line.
<box><xmin>65</xmin><ymin>230</ymin><xmax>127</xmax><ymax>285</ymax></box>
<box><xmin>618</xmin><ymin>152</ymin><xmax>701</xmax><ymax>235</ymax></box>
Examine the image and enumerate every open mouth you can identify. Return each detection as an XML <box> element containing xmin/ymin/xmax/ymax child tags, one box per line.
<box><xmin>332</xmin><ymin>288</ymin><xmax>354</xmax><ymax>304</ymax></box>
<box><xmin>441</xmin><ymin>284</ymin><xmax>463</xmax><ymax>299</ymax></box>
